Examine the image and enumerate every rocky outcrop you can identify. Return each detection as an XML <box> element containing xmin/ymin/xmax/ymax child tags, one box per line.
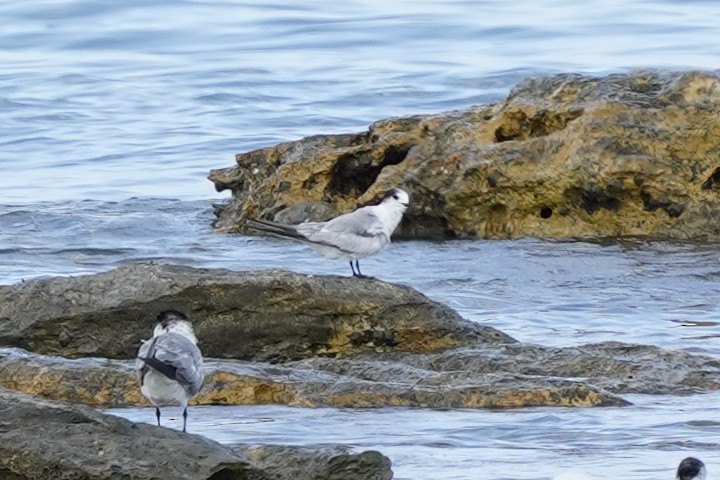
<box><xmin>209</xmin><ymin>70</ymin><xmax>720</xmax><ymax>241</ymax></box>
<box><xmin>6</xmin><ymin>339</ymin><xmax>720</xmax><ymax>408</ymax></box>
<box><xmin>0</xmin><ymin>263</ymin><xmax>513</xmax><ymax>360</ymax></box>
<box><xmin>0</xmin><ymin>387</ymin><xmax>393</xmax><ymax>480</ymax></box>
<box><xmin>1</xmin><ymin>266</ymin><xmax>719</xmax><ymax>410</ymax></box>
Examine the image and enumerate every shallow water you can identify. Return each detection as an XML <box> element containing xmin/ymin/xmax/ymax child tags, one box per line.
<box><xmin>109</xmin><ymin>392</ymin><xmax>720</xmax><ymax>480</ymax></box>
<box><xmin>4</xmin><ymin>0</ymin><xmax>720</xmax><ymax>478</ymax></box>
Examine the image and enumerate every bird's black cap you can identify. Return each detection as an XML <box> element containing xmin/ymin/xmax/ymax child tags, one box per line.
<box><xmin>157</xmin><ymin>310</ymin><xmax>189</xmax><ymax>327</ymax></box>
<box><xmin>677</xmin><ymin>457</ymin><xmax>705</xmax><ymax>480</ymax></box>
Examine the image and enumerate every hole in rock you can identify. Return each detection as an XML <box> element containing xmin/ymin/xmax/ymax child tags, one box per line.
<box><xmin>327</xmin><ymin>145</ymin><xmax>412</xmax><ymax>196</ymax></box>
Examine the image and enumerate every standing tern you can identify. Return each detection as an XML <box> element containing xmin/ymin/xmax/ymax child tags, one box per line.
<box><xmin>245</xmin><ymin>188</ymin><xmax>410</xmax><ymax>278</ymax></box>
<box><xmin>135</xmin><ymin>310</ymin><xmax>204</xmax><ymax>433</ymax></box>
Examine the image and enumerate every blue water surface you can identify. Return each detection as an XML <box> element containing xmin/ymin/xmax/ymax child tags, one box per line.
<box><xmin>3</xmin><ymin>1</ymin><xmax>720</xmax><ymax>479</ymax></box>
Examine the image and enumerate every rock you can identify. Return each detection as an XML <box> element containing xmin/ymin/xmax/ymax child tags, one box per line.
<box><xmin>19</xmin><ymin>342</ymin><xmax>720</xmax><ymax>408</ymax></box>
<box><xmin>0</xmin><ymin>387</ymin><xmax>393</xmax><ymax>480</ymax></box>
<box><xmin>0</xmin><ymin>263</ymin><xmax>513</xmax><ymax>360</ymax></box>
<box><xmin>0</xmin><ymin>347</ymin><xmax>625</xmax><ymax>408</ymax></box>
<box><xmin>234</xmin><ymin>445</ymin><xmax>393</xmax><ymax>480</ymax></box>
<box><xmin>350</xmin><ymin>341</ymin><xmax>720</xmax><ymax>395</ymax></box>
<box><xmin>209</xmin><ymin>70</ymin><xmax>720</xmax><ymax>240</ymax></box>
<box><xmin>0</xmin><ymin>387</ymin><xmax>268</xmax><ymax>480</ymax></box>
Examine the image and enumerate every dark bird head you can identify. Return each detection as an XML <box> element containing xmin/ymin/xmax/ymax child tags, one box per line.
<box><xmin>153</xmin><ymin>310</ymin><xmax>197</xmax><ymax>344</ymax></box>
<box><xmin>677</xmin><ymin>457</ymin><xmax>706</xmax><ymax>480</ymax></box>
<box><xmin>157</xmin><ymin>310</ymin><xmax>189</xmax><ymax>329</ymax></box>
<box><xmin>380</xmin><ymin>188</ymin><xmax>410</xmax><ymax>209</ymax></box>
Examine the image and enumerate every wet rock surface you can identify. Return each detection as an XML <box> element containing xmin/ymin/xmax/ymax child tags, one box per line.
<box><xmin>233</xmin><ymin>445</ymin><xmax>393</xmax><ymax>480</ymax></box>
<box><xmin>0</xmin><ymin>387</ymin><xmax>393</xmax><ymax>480</ymax></box>
<box><xmin>1</xmin><ymin>265</ymin><xmax>719</xmax><ymax>410</ymax></box>
<box><xmin>0</xmin><ymin>263</ymin><xmax>512</xmax><ymax>360</ymax></box>
<box><xmin>0</xmin><ymin>387</ymin><xmax>267</xmax><ymax>480</ymax></box>
<box><xmin>209</xmin><ymin>70</ymin><xmax>720</xmax><ymax>241</ymax></box>
<box><xmin>0</xmin><ymin>347</ymin><xmax>627</xmax><ymax>408</ymax></box>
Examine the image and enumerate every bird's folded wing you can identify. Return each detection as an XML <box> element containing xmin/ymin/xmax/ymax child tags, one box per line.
<box><xmin>145</xmin><ymin>333</ymin><xmax>205</xmax><ymax>395</ymax></box>
<box><xmin>305</xmin><ymin>209</ymin><xmax>390</xmax><ymax>255</ymax></box>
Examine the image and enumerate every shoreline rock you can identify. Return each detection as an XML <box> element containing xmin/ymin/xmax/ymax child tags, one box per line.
<box><xmin>1</xmin><ymin>265</ymin><xmax>719</xmax><ymax>410</ymax></box>
<box><xmin>0</xmin><ymin>387</ymin><xmax>393</xmax><ymax>480</ymax></box>
<box><xmin>0</xmin><ymin>263</ymin><xmax>513</xmax><ymax>361</ymax></box>
<box><xmin>209</xmin><ymin>69</ymin><xmax>720</xmax><ymax>241</ymax></box>
<box><xmin>0</xmin><ymin>347</ymin><xmax>627</xmax><ymax>408</ymax></box>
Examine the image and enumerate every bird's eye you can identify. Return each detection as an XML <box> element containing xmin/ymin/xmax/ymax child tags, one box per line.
<box><xmin>392</xmin><ymin>194</ymin><xmax>399</xmax><ymax>200</ymax></box>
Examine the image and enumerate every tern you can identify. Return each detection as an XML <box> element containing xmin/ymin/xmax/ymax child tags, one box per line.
<box><xmin>135</xmin><ymin>310</ymin><xmax>204</xmax><ymax>433</ymax></box>
<box><xmin>246</xmin><ymin>188</ymin><xmax>410</xmax><ymax>278</ymax></box>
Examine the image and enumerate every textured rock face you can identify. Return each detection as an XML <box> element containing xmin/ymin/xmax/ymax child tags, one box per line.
<box><xmin>0</xmin><ymin>387</ymin><xmax>267</xmax><ymax>480</ymax></box>
<box><xmin>234</xmin><ymin>445</ymin><xmax>393</xmax><ymax>480</ymax></box>
<box><xmin>209</xmin><ymin>70</ymin><xmax>720</xmax><ymax>240</ymax></box>
<box><xmin>2</xmin><ymin>266</ymin><xmax>720</xmax><ymax>410</ymax></box>
<box><xmin>0</xmin><ymin>347</ymin><xmax>627</xmax><ymax>408</ymax></box>
<box><xmin>0</xmin><ymin>263</ymin><xmax>512</xmax><ymax>360</ymax></box>
<box><xmin>0</xmin><ymin>387</ymin><xmax>393</xmax><ymax>480</ymax></box>
<box><xmin>7</xmin><ymin>339</ymin><xmax>720</xmax><ymax>409</ymax></box>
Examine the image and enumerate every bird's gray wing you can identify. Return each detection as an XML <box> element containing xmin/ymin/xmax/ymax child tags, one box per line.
<box><xmin>135</xmin><ymin>338</ymin><xmax>153</xmax><ymax>385</ymax></box>
<box><xmin>302</xmin><ymin>208</ymin><xmax>390</xmax><ymax>256</ymax></box>
<box><xmin>138</xmin><ymin>333</ymin><xmax>205</xmax><ymax>396</ymax></box>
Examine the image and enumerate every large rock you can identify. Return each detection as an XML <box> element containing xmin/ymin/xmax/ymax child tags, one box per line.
<box><xmin>0</xmin><ymin>387</ymin><xmax>393</xmax><ymax>480</ymax></box>
<box><xmin>0</xmin><ymin>263</ymin><xmax>513</xmax><ymax>360</ymax></box>
<box><xmin>209</xmin><ymin>70</ymin><xmax>720</xmax><ymax>240</ymax></box>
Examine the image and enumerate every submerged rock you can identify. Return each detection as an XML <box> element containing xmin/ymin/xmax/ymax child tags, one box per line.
<box><xmin>0</xmin><ymin>263</ymin><xmax>513</xmax><ymax>360</ymax></box>
<box><xmin>209</xmin><ymin>70</ymin><xmax>720</xmax><ymax>241</ymax></box>
<box><xmin>234</xmin><ymin>445</ymin><xmax>393</xmax><ymax>480</ymax></box>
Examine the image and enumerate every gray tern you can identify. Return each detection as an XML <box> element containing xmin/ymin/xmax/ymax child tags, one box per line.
<box><xmin>246</xmin><ymin>187</ymin><xmax>410</xmax><ymax>277</ymax></box>
<box><xmin>135</xmin><ymin>310</ymin><xmax>204</xmax><ymax>433</ymax></box>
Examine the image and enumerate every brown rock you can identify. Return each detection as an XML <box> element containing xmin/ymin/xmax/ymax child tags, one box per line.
<box><xmin>0</xmin><ymin>347</ymin><xmax>625</xmax><ymax>408</ymax></box>
<box><xmin>209</xmin><ymin>70</ymin><xmax>720</xmax><ymax>240</ymax></box>
<box><xmin>0</xmin><ymin>263</ymin><xmax>513</xmax><ymax>361</ymax></box>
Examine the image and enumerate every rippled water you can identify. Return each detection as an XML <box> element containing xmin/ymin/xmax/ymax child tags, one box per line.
<box><xmin>109</xmin><ymin>392</ymin><xmax>720</xmax><ymax>480</ymax></box>
<box><xmin>4</xmin><ymin>0</ymin><xmax>720</xmax><ymax>478</ymax></box>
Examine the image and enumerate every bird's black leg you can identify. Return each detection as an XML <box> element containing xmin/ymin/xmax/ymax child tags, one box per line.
<box><xmin>155</xmin><ymin>407</ymin><xmax>161</xmax><ymax>427</ymax></box>
<box><xmin>182</xmin><ymin>407</ymin><xmax>188</xmax><ymax>433</ymax></box>
<box><xmin>354</xmin><ymin>260</ymin><xmax>373</xmax><ymax>279</ymax></box>
<box><xmin>349</xmin><ymin>260</ymin><xmax>358</xmax><ymax>276</ymax></box>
